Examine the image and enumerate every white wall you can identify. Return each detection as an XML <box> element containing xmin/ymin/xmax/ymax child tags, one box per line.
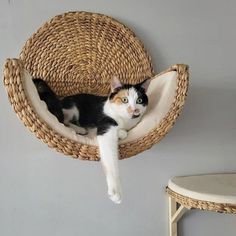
<box><xmin>1</xmin><ymin>0</ymin><xmax>236</xmax><ymax>235</ymax></box>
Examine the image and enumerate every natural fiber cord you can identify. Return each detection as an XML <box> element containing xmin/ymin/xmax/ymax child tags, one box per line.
<box><xmin>3</xmin><ymin>11</ymin><xmax>189</xmax><ymax>160</ymax></box>
<box><xmin>166</xmin><ymin>187</ymin><xmax>236</xmax><ymax>214</ymax></box>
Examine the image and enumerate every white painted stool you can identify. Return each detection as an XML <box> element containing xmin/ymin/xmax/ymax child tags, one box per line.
<box><xmin>166</xmin><ymin>173</ymin><xmax>236</xmax><ymax>236</ymax></box>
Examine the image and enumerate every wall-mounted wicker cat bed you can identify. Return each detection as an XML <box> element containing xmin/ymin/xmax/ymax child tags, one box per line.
<box><xmin>3</xmin><ymin>11</ymin><xmax>189</xmax><ymax>161</ymax></box>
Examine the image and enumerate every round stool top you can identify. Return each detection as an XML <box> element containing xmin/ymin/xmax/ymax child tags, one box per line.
<box><xmin>168</xmin><ymin>173</ymin><xmax>236</xmax><ymax>204</ymax></box>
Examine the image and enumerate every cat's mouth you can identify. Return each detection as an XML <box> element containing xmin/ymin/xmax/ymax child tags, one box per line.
<box><xmin>132</xmin><ymin>114</ymin><xmax>140</xmax><ymax>119</ymax></box>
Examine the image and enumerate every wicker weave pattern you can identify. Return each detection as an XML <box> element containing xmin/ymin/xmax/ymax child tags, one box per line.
<box><xmin>20</xmin><ymin>11</ymin><xmax>154</xmax><ymax>96</ymax></box>
<box><xmin>167</xmin><ymin>187</ymin><xmax>236</xmax><ymax>214</ymax></box>
<box><xmin>3</xmin><ymin>12</ymin><xmax>189</xmax><ymax>160</ymax></box>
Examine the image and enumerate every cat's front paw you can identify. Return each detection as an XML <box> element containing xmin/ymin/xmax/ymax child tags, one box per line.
<box><xmin>107</xmin><ymin>178</ymin><xmax>122</xmax><ymax>204</ymax></box>
<box><xmin>68</xmin><ymin>123</ymin><xmax>88</xmax><ymax>135</ymax></box>
<box><xmin>118</xmin><ymin>129</ymin><xmax>128</xmax><ymax>140</ymax></box>
<box><xmin>77</xmin><ymin>128</ymin><xmax>88</xmax><ymax>135</ymax></box>
<box><xmin>75</xmin><ymin>127</ymin><xmax>88</xmax><ymax>135</ymax></box>
<box><xmin>108</xmin><ymin>188</ymin><xmax>122</xmax><ymax>204</ymax></box>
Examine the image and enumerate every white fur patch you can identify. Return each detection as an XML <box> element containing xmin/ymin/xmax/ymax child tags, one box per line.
<box><xmin>127</xmin><ymin>87</ymin><xmax>138</xmax><ymax>110</ymax></box>
<box><xmin>62</xmin><ymin>106</ymin><xmax>79</xmax><ymax>125</ymax></box>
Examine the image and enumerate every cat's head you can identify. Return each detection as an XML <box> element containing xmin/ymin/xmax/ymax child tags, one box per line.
<box><xmin>108</xmin><ymin>76</ymin><xmax>151</xmax><ymax>119</ymax></box>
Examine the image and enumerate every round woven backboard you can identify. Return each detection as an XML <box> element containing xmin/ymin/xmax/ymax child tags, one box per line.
<box><xmin>20</xmin><ymin>11</ymin><xmax>154</xmax><ymax>97</ymax></box>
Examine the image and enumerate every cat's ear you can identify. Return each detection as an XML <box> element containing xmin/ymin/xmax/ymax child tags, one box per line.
<box><xmin>111</xmin><ymin>76</ymin><xmax>123</xmax><ymax>92</ymax></box>
<box><xmin>140</xmin><ymin>77</ymin><xmax>151</xmax><ymax>92</ymax></box>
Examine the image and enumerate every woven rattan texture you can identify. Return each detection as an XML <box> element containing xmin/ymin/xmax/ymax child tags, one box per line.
<box><xmin>167</xmin><ymin>187</ymin><xmax>236</xmax><ymax>214</ymax></box>
<box><xmin>20</xmin><ymin>11</ymin><xmax>154</xmax><ymax>96</ymax></box>
<box><xmin>3</xmin><ymin>11</ymin><xmax>189</xmax><ymax>160</ymax></box>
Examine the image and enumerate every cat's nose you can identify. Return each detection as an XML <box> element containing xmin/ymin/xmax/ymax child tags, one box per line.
<box><xmin>128</xmin><ymin>106</ymin><xmax>140</xmax><ymax>115</ymax></box>
<box><xmin>133</xmin><ymin>108</ymin><xmax>140</xmax><ymax>114</ymax></box>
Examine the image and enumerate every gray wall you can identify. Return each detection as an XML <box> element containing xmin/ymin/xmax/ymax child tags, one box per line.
<box><xmin>1</xmin><ymin>0</ymin><xmax>236</xmax><ymax>235</ymax></box>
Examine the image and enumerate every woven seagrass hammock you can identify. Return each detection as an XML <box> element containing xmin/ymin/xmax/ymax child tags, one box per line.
<box><xmin>3</xmin><ymin>11</ymin><xmax>189</xmax><ymax>160</ymax></box>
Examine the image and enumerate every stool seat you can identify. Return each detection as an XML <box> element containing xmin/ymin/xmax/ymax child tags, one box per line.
<box><xmin>167</xmin><ymin>174</ymin><xmax>236</xmax><ymax>236</ymax></box>
<box><xmin>168</xmin><ymin>173</ymin><xmax>236</xmax><ymax>204</ymax></box>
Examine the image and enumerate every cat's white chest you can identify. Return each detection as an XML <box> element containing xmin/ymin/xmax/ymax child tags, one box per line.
<box><xmin>116</xmin><ymin>116</ymin><xmax>140</xmax><ymax>131</ymax></box>
<box><xmin>103</xmin><ymin>100</ymin><xmax>142</xmax><ymax>131</ymax></box>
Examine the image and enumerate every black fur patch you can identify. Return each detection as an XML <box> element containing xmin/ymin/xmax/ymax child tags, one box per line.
<box><xmin>97</xmin><ymin>116</ymin><xmax>118</xmax><ymax>135</ymax></box>
<box><xmin>134</xmin><ymin>83</ymin><xmax>149</xmax><ymax>106</ymax></box>
<box><xmin>61</xmin><ymin>94</ymin><xmax>118</xmax><ymax>135</ymax></box>
<box><xmin>33</xmin><ymin>78</ymin><xmax>64</xmax><ymax>123</ymax></box>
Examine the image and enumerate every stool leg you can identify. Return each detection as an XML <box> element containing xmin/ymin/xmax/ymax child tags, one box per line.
<box><xmin>168</xmin><ymin>197</ymin><xmax>189</xmax><ymax>236</ymax></box>
<box><xmin>169</xmin><ymin>197</ymin><xmax>178</xmax><ymax>236</ymax></box>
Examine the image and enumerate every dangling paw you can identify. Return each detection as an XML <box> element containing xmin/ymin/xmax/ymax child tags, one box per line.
<box><xmin>107</xmin><ymin>177</ymin><xmax>122</xmax><ymax>204</ymax></box>
<box><xmin>108</xmin><ymin>188</ymin><xmax>122</xmax><ymax>204</ymax></box>
<box><xmin>118</xmin><ymin>129</ymin><xmax>128</xmax><ymax>140</ymax></box>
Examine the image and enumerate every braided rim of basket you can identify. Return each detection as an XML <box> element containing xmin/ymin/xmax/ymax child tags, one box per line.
<box><xmin>166</xmin><ymin>187</ymin><xmax>236</xmax><ymax>214</ymax></box>
<box><xmin>3</xmin><ymin>59</ymin><xmax>189</xmax><ymax>160</ymax></box>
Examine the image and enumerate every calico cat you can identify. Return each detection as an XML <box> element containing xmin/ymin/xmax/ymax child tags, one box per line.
<box><xmin>33</xmin><ymin>76</ymin><xmax>151</xmax><ymax>204</ymax></box>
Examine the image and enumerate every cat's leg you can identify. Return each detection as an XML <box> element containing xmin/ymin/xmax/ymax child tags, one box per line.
<box><xmin>97</xmin><ymin>126</ymin><xmax>122</xmax><ymax>204</ymax></box>
<box><xmin>118</xmin><ymin>129</ymin><xmax>128</xmax><ymax>140</ymax></box>
<box><xmin>62</xmin><ymin>107</ymin><xmax>87</xmax><ymax>135</ymax></box>
<box><xmin>68</xmin><ymin>123</ymin><xmax>88</xmax><ymax>135</ymax></box>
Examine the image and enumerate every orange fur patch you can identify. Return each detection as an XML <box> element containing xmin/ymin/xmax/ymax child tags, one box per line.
<box><xmin>127</xmin><ymin>106</ymin><xmax>133</xmax><ymax>114</ymax></box>
<box><xmin>110</xmin><ymin>90</ymin><xmax>128</xmax><ymax>105</ymax></box>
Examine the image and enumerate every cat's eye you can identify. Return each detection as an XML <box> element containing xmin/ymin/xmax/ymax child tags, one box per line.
<box><xmin>136</xmin><ymin>98</ymin><xmax>143</xmax><ymax>104</ymax></box>
<box><xmin>121</xmin><ymin>97</ymin><xmax>128</xmax><ymax>103</ymax></box>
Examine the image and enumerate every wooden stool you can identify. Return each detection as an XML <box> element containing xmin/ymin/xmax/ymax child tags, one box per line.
<box><xmin>166</xmin><ymin>174</ymin><xmax>236</xmax><ymax>236</ymax></box>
